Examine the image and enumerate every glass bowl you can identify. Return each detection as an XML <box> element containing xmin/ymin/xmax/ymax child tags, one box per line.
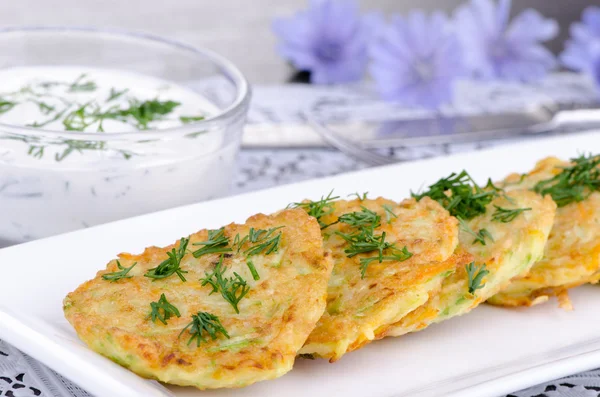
<box><xmin>0</xmin><ymin>27</ymin><xmax>250</xmax><ymax>245</ymax></box>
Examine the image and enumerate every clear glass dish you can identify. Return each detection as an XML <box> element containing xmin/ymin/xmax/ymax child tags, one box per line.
<box><xmin>0</xmin><ymin>27</ymin><xmax>250</xmax><ymax>245</ymax></box>
<box><xmin>304</xmin><ymin>75</ymin><xmax>600</xmax><ymax>166</ymax></box>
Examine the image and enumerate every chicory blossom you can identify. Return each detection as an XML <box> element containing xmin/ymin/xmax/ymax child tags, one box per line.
<box><xmin>369</xmin><ymin>11</ymin><xmax>466</xmax><ymax>108</ymax></box>
<box><xmin>454</xmin><ymin>0</ymin><xmax>558</xmax><ymax>82</ymax></box>
<box><xmin>272</xmin><ymin>0</ymin><xmax>382</xmax><ymax>84</ymax></box>
<box><xmin>561</xmin><ymin>6</ymin><xmax>600</xmax><ymax>87</ymax></box>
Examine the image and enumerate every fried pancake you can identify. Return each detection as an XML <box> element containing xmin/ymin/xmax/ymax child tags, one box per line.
<box><xmin>297</xmin><ymin>197</ymin><xmax>459</xmax><ymax>361</ymax></box>
<box><xmin>489</xmin><ymin>157</ymin><xmax>600</xmax><ymax>309</ymax></box>
<box><xmin>381</xmin><ymin>189</ymin><xmax>556</xmax><ymax>338</ymax></box>
<box><xmin>63</xmin><ymin>209</ymin><xmax>332</xmax><ymax>389</ymax></box>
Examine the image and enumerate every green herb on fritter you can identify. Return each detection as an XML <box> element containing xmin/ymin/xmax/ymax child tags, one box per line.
<box><xmin>466</xmin><ymin>262</ymin><xmax>489</xmax><ymax>294</ymax></box>
<box><xmin>179</xmin><ymin>312</ymin><xmax>230</xmax><ymax>347</ymax></box>
<box><xmin>149</xmin><ymin>293</ymin><xmax>181</xmax><ymax>325</ymax></box>
<box><xmin>102</xmin><ymin>261</ymin><xmax>137</xmax><ymax>282</ymax></box>
<box><xmin>412</xmin><ymin>170</ymin><xmax>499</xmax><ymax>220</ymax></box>
<box><xmin>290</xmin><ymin>190</ymin><xmax>340</xmax><ymax>229</ymax></box>
<box><xmin>458</xmin><ymin>217</ymin><xmax>494</xmax><ymax>246</ymax></box>
<box><xmin>145</xmin><ymin>237</ymin><xmax>189</xmax><ymax>281</ymax></box>
<box><xmin>534</xmin><ymin>154</ymin><xmax>600</xmax><ymax>207</ymax></box>
<box><xmin>491</xmin><ymin>205</ymin><xmax>531</xmax><ymax>223</ymax></box>
<box><xmin>201</xmin><ymin>255</ymin><xmax>250</xmax><ymax>314</ymax></box>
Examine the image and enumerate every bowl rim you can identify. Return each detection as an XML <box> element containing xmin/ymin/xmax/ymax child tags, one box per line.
<box><xmin>0</xmin><ymin>26</ymin><xmax>251</xmax><ymax>141</ymax></box>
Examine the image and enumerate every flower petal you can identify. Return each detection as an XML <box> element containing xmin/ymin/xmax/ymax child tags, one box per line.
<box><xmin>507</xmin><ymin>9</ymin><xmax>559</xmax><ymax>42</ymax></box>
<box><xmin>583</xmin><ymin>6</ymin><xmax>600</xmax><ymax>37</ymax></box>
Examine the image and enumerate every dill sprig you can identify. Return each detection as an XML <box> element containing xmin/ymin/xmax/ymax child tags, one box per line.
<box><xmin>491</xmin><ymin>205</ymin><xmax>531</xmax><ymax>223</ymax></box>
<box><xmin>107</xmin><ymin>88</ymin><xmax>129</xmax><ymax>102</ymax></box>
<box><xmin>336</xmin><ymin>206</ymin><xmax>412</xmax><ymax>278</ymax></box>
<box><xmin>246</xmin><ymin>260</ymin><xmax>260</xmax><ymax>280</ymax></box>
<box><xmin>178</xmin><ymin>312</ymin><xmax>230</xmax><ymax>347</ymax></box>
<box><xmin>192</xmin><ymin>228</ymin><xmax>232</xmax><ymax>258</ymax></box>
<box><xmin>382</xmin><ymin>204</ymin><xmax>398</xmax><ymax>224</ymax></box>
<box><xmin>458</xmin><ymin>217</ymin><xmax>494</xmax><ymax>246</ymax></box>
<box><xmin>68</xmin><ymin>74</ymin><xmax>97</xmax><ymax>92</ymax></box>
<box><xmin>338</xmin><ymin>207</ymin><xmax>381</xmax><ymax>229</ymax></box>
<box><xmin>149</xmin><ymin>293</ymin><xmax>181</xmax><ymax>325</ymax></box>
<box><xmin>61</xmin><ymin>98</ymin><xmax>181</xmax><ymax>132</ymax></box>
<box><xmin>180</xmin><ymin>115</ymin><xmax>206</xmax><ymax>124</ymax></box>
<box><xmin>337</xmin><ymin>228</ymin><xmax>412</xmax><ymax>278</ymax></box>
<box><xmin>466</xmin><ymin>262</ymin><xmax>489</xmax><ymax>294</ymax></box>
<box><xmin>34</xmin><ymin>100</ymin><xmax>55</xmax><ymax>115</ymax></box>
<box><xmin>116</xmin><ymin>98</ymin><xmax>180</xmax><ymax>130</ymax></box>
<box><xmin>412</xmin><ymin>171</ymin><xmax>499</xmax><ymax>220</ymax></box>
<box><xmin>290</xmin><ymin>190</ymin><xmax>340</xmax><ymax>229</ymax></box>
<box><xmin>358</xmin><ymin>244</ymin><xmax>413</xmax><ymax>278</ymax></box>
<box><xmin>349</xmin><ymin>192</ymin><xmax>368</xmax><ymax>200</ymax></box>
<box><xmin>0</xmin><ymin>100</ymin><xmax>16</xmax><ymax>114</ymax></box>
<box><xmin>102</xmin><ymin>261</ymin><xmax>137</xmax><ymax>282</ymax></box>
<box><xmin>200</xmin><ymin>255</ymin><xmax>250</xmax><ymax>314</ymax></box>
<box><xmin>533</xmin><ymin>154</ymin><xmax>600</xmax><ymax>207</ymax></box>
<box><xmin>234</xmin><ymin>227</ymin><xmax>284</xmax><ymax>256</ymax></box>
<box><xmin>145</xmin><ymin>237</ymin><xmax>189</xmax><ymax>281</ymax></box>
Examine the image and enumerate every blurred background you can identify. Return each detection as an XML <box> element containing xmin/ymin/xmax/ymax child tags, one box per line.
<box><xmin>0</xmin><ymin>0</ymin><xmax>593</xmax><ymax>83</ymax></box>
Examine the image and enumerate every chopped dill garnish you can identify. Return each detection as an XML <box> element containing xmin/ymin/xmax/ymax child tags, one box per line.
<box><xmin>243</xmin><ymin>227</ymin><xmax>284</xmax><ymax>256</ymax></box>
<box><xmin>336</xmin><ymin>227</ymin><xmax>412</xmax><ymax>278</ymax></box>
<box><xmin>29</xmin><ymin>108</ymin><xmax>68</xmax><ymax>129</ymax></box>
<box><xmin>179</xmin><ymin>311</ymin><xmax>230</xmax><ymax>347</ymax></box>
<box><xmin>144</xmin><ymin>237</ymin><xmax>189</xmax><ymax>281</ymax></box>
<box><xmin>412</xmin><ymin>171</ymin><xmax>499</xmax><ymax>220</ymax></box>
<box><xmin>349</xmin><ymin>192</ymin><xmax>368</xmax><ymax>200</ymax></box>
<box><xmin>192</xmin><ymin>228</ymin><xmax>232</xmax><ymax>258</ymax></box>
<box><xmin>458</xmin><ymin>217</ymin><xmax>494</xmax><ymax>246</ymax></box>
<box><xmin>201</xmin><ymin>255</ymin><xmax>250</xmax><ymax>314</ymax></box>
<box><xmin>246</xmin><ymin>260</ymin><xmax>260</xmax><ymax>281</ymax></box>
<box><xmin>68</xmin><ymin>73</ymin><xmax>97</xmax><ymax>92</ymax></box>
<box><xmin>382</xmin><ymin>204</ymin><xmax>398</xmax><ymax>224</ymax></box>
<box><xmin>54</xmin><ymin>139</ymin><xmax>107</xmax><ymax>162</ymax></box>
<box><xmin>107</xmin><ymin>87</ymin><xmax>129</xmax><ymax>102</ymax></box>
<box><xmin>32</xmin><ymin>100</ymin><xmax>55</xmax><ymax>115</ymax></box>
<box><xmin>338</xmin><ymin>207</ymin><xmax>381</xmax><ymax>229</ymax></box>
<box><xmin>290</xmin><ymin>190</ymin><xmax>340</xmax><ymax>229</ymax></box>
<box><xmin>466</xmin><ymin>262</ymin><xmax>489</xmax><ymax>294</ymax></box>
<box><xmin>336</xmin><ymin>206</ymin><xmax>412</xmax><ymax>278</ymax></box>
<box><xmin>357</xmin><ymin>244</ymin><xmax>412</xmax><ymax>278</ymax></box>
<box><xmin>0</xmin><ymin>100</ymin><xmax>16</xmax><ymax>115</ymax></box>
<box><xmin>115</xmin><ymin>98</ymin><xmax>180</xmax><ymax>130</ymax></box>
<box><xmin>180</xmin><ymin>115</ymin><xmax>206</xmax><ymax>124</ymax></box>
<box><xmin>533</xmin><ymin>154</ymin><xmax>600</xmax><ymax>207</ymax></box>
<box><xmin>102</xmin><ymin>260</ymin><xmax>137</xmax><ymax>282</ymax></box>
<box><xmin>491</xmin><ymin>205</ymin><xmax>531</xmax><ymax>223</ymax></box>
<box><xmin>149</xmin><ymin>293</ymin><xmax>180</xmax><ymax>325</ymax></box>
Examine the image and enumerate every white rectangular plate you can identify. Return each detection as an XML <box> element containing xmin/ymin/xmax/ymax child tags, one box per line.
<box><xmin>1</xmin><ymin>131</ymin><xmax>600</xmax><ymax>397</ymax></box>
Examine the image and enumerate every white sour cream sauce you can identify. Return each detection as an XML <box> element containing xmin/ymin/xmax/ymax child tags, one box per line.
<box><xmin>0</xmin><ymin>66</ymin><xmax>239</xmax><ymax>244</ymax></box>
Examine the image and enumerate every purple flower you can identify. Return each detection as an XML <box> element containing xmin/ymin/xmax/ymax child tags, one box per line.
<box><xmin>561</xmin><ymin>6</ymin><xmax>600</xmax><ymax>75</ymax></box>
<box><xmin>272</xmin><ymin>0</ymin><xmax>382</xmax><ymax>84</ymax></box>
<box><xmin>454</xmin><ymin>0</ymin><xmax>558</xmax><ymax>82</ymax></box>
<box><xmin>369</xmin><ymin>11</ymin><xmax>466</xmax><ymax>108</ymax></box>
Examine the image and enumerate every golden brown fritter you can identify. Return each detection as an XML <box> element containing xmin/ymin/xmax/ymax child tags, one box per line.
<box><xmin>489</xmin><ymin>157</ymin><xmax>600</xmax><ymax>309</ymax></box>
<box><xmin>381</xmin><ymin>189</ymin><xmax>556</xmax><ymax>338</ymax></box>
<box><xmin>297</xmin><ymin>197</ymin><xmax>459</xmax><ymax>362</ymax></box>
<box><xmin>64</xmin><ymin>209</ymin><xmax>332</xmax><ymax>389</ymax></box>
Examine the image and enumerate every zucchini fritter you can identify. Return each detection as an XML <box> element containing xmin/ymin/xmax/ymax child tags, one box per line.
<box><xmin>489</xmin><ymin>156</ymin><xmax>600</xmax><ymax>309</ymax></box>
<box><xmin>297</xmin><ymin>197</ymin><xmax>459</xmax><ymax>361</ymax></box>
<box><xmin>380</xmin><ymin>189</ymin><xmax>556</xmax><ymax>338</ymax></box>
<box><xmin>64</xmin><ymin>209</ymin><xmax>332</xmax><ymax>389</ymax></box>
